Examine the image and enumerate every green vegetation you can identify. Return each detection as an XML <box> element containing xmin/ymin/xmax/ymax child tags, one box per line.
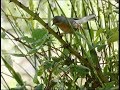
<box><xmin>1</xmin><ymin>0</ymin><xmax>118</xmax><ymax>90</ymax></box>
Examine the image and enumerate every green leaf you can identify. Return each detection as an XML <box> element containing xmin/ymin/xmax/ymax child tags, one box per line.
<box><xmin>89</xmin><ymin>48</ymin><xmax>99</xmax><ymax>64</ymax></box>
<box><xmin>43</xmin><ymin>61</ymin><xmax>54</xmax><ymax>70</ymax></box>
<box><xmin>31</xmin><ymin>36</ymin><xmax>47</xmax><ymax>47</ymax></box>
<box><xmin>30</xmin><ymin>29</ymin><xmax>48</xmax><ymax>47</ymax></box>
<box><xmin>105</xmin><ymin>27</ymin><xmax>118</xmax><ymax>43</ymax></box>
<box><xmin>34</xmin><ymin>84</ymin><xmax>44</xmax><ymax>90</ymax></box>
<box><xmin>28</xmin><ymin>48</ymin><xmax>38</xmax><ymax>54</ymax></box>
<box><xmin>32</xmin><ymin>29</ymin><xmax>47</xmax><ymax>40</ymax></box>
<box><xmin>37</xmin><ymin>66</ymin><xmax>44</xmax><ymax>76</ymax></box>
<box><xmin>61</xmin><ymin>48</ymin><xmax>70</xmax><ymax>57</ymax></box>
<box><xmin>89</xmin><ymin>29</ymin><xmax>94</xmax><ymax>40</ymax></box>
<box><xmin>29</xmin><ymin>0</ymin><xmax>34</xmax><ymax>11</ymax></box>
<box><xmin>1</xmin><ymin>31</ymin><xmax>6</xmax><ymax>39</ymax></box>
<box><xmin>21</xmin><ymin>36</ymin><xmax>35</xmax><ymax>43</ymax></box>
<box><xmin>33</xmin><ymin>72</ymin><xmax>39</xmax><ymax>84</ymax></box>
<box><xmin>11</xmin><ymin>53</ymin><xmax>27</xmax><ymax>57</ymax></box>
<box><xmin>97</xmin><ymin>44</ymin><xmax>106</xmax><ymax>52</ymax></box>
<box><xmin>61</xmin><ymin>66</ymin><xmax>70</xmax><ymax>72</ymax></box>
<box><xmin>2</xmin><ymin>50</ymin><xmax>13</xmax><ymax>66</ymax></box>
<box><xmin>97</xmin><ymin>81</ymin><xmax>116</xmax><ymax>90</ymax></box>
<box><xmin>96</xmin><ymin>28</ymin><xmax>104</xmax><ymax>37</ymax></box>
<box><xmin>10</xmin><ymin>86</ymin><xmax>25</xmax><ymax>90</ymax></box>
<box><xmin>53</xmin><ymin>67</ymin><xmax>61</xmax><ymax>75</ymax></box>
<box><xmin>76</xmin><ymin>31</ymin><xmax>86</xmax><ymax>40</ymax></box>
<box><xmin>107</xmin><ymin>30</ymin><xmax>118</xmax><ymax>43</ymax></box>
<box><xmin>2</xmin><ymin>57</ymin><xmax>24</xmax><ymax>86</ymax></box>
<box><xmin>52</xmin><ymin>56</ymin><xmax>61</xmax><ymax>62</ymax></box>
<box><xmin>103</xmin><ymin>65</ymin><xmax>109</xmax><ymax>74</ymax></box>
<box><xmin>70</xmin><ymin>65</ymin><xmax>89</xmax><ymax>77</ymax></box>
<box><xmin>50</xmin><ymin>80</ymin><xmax>57</xmax><ymax>87</ymax></box>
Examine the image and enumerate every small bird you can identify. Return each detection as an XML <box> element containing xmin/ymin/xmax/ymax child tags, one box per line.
<box><xmin>53</xmin><ymin>14</ymin><xmax>96</xmax><ymax>33</ymax></box>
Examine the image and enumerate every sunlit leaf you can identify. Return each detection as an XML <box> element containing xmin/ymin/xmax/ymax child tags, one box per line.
<box><xmin>107</xmin><ymin>30</ymin><xmax>118</xmax><ymax>43</ymax></box>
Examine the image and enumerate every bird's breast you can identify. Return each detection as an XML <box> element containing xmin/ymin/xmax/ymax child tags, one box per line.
<box><xmin>57</xmin><ymin>23</ymin><xmax>73</xmax><ymax>33</ymax></box>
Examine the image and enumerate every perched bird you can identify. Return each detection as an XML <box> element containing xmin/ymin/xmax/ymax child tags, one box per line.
<box><xmin>53</xmin><ymin>14</ymin><xmax>96</xmax><ymax>33</ymax></box>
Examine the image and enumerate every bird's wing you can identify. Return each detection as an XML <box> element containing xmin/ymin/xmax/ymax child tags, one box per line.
<box><xmin>74</xmin><ymin>14</ymin><xmax>96</xmax><ymax>24</ymax></box>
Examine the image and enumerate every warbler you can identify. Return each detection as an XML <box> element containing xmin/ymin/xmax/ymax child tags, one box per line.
<box><xmin>53</xmin><ymin>14</ymin><xmax>96</xmax><ymax>33</ymax></box>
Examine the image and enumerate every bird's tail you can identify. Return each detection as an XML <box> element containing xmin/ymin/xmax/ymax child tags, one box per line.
<box><xmin>75</xmin><ymin>14</ymin><xmax>96</xmax><ymax>24</ymax></box>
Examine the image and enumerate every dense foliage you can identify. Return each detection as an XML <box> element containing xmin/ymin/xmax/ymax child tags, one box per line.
<box><xmin>1</xmin><ymin>0</ymin><xmax>118</xmax><ymax>90</ymax></box>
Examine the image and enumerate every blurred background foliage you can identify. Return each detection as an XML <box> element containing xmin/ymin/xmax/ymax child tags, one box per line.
<box><xmin>1</xmin><ymin>0</ymin><xmax>119</xmax><ymax>90</ymax></box>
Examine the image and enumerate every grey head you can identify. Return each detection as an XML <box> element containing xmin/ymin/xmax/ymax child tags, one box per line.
<box><xmin>52</xmin><ymin>16</ymin><xmax>75</xmax><ymax>25</ymax></box>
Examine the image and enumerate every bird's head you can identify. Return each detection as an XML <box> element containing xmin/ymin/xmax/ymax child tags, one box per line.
<box><xmin>52</xmin><ymin>16</ymin><xmax>65</xmax><ymax>26</ymax></box>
